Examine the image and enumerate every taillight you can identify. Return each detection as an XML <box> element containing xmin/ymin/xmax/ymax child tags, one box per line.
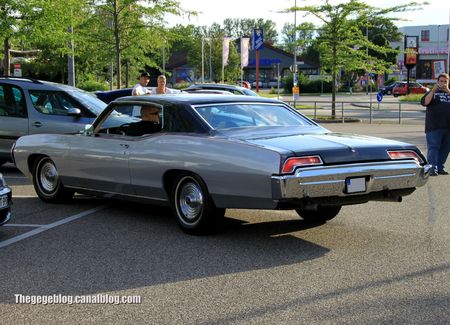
<box><xmin>281</xmin><ymin>155</ymin><xmax>323</xmax><ymax>173</ymax></box>
<box><xmin>387</xmin><ymin>150</ymin><xmax>424</xmax><ymax>164</ymax></box>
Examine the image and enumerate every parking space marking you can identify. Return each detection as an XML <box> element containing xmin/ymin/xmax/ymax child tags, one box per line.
<box><xmin>3</xmin><ymin>224</ymin><xmax>43</xmax><ymax>227</ymax></box>
<box><xmin>0</xmin><ymin>205</ymin><xmax>107</xmax><ymax>248</ymax></box>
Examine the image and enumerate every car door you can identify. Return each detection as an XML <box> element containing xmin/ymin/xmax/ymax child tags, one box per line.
<box><xmin>63</xmin><ymin>103</ymin><xmax>141</xmax><ymax>194</ymax></box>
<box><xmin>0</xmin><ymin>83</ymin><xmax>28</xmax><ymax>161</ymax></box>
<box><xmin>129</xmin><ymin>104</ymin><xmax>206</xmax><ymax>200</ymax></box>
<box><xmin>65</xmin><ymin>132</ymin><xmax>134</xmax><ymax>194</ymax></box>
<box><xmin>27</xmin><ymin>90</ymin><xmax>95</xmax><ymax>134</ymax></box>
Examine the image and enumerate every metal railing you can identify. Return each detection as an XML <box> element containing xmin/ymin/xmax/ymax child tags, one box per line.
<box><xmin>283</xmin><ymin>100</ymin><xmax>424</xmax><ymax>124</ymax></box>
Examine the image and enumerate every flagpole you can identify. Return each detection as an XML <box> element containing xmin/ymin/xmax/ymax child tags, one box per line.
<box><xmin>222</xmin><ymin>38</ymin><xmax>224</xmax><ymax>83</ymax></box>
<box><xmin>448</xmin><ymin>9</ymin><xmax>450</xmax><ymax>73</ymax></box>
<box><xmin>201</xmin><ymin>37</ymin><xmax>205</xmax><ymax>83</ymax></box>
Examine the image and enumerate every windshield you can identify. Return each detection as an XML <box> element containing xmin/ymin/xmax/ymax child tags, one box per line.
<box><xmin>68</xmin><ymin>89</ymin><xmax>107</xmax><ymax>115</ymax></box>
<box><xmin>242</xmin><ymin>89</ymin><xmax>259</xmax><ymax>96</ymax></box>
<box><xmin>194</xmin><ymin>103</ymin><xmax>314</xmax><ymax>130</ymax></box>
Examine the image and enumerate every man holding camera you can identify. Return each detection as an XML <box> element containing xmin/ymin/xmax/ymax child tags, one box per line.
<box><xmin>421</xmin><ymin>73</ymin><xmax>450</xmax><ymax>176</ymax></box>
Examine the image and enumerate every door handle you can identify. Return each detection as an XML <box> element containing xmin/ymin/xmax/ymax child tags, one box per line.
<box><xmin>120</xmin><ymin>143</ymin><xmax>129</xmax><ymax>149</ymax></box>
<box><xmin>32</xmin><ymin>121</ymin><xmax>42</xmax><ymax>127</ymax></box>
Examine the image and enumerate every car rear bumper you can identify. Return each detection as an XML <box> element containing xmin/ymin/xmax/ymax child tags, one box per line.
<box><xmin>271</xmin><ymin>160</ymin><xmax>431</xmax><ymax>200</ymax></box>
<box><xmin>0</xmin><ymin>186</ymin><xmax>12</xmax><ymax>225</ymax></box>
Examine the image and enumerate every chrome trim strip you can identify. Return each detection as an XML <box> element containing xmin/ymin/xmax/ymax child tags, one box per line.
<box><xmin>373</xmin><ymin>173</ymin><xmax>417</xmax><ymax>180</ymax></box>
<box><xmin>65</xmin><ymin>186</ymin><xmax>168</xmax><ymax>202</ymax></box>
<box><xmin>0</xmin><ymin>211</ymin><xmax>11</xmax><ymax>226</ymax></box>
<box><xmin>0</xmin><ymin>187</ymin><xmax>12</xmax><ymax>196</ymax></box>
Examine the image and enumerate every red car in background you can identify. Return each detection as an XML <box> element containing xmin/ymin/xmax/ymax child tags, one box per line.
<box><xmin>392</xmin><ymin>82</ymin><xmax>429</xmax><ymax>97</ymax></box>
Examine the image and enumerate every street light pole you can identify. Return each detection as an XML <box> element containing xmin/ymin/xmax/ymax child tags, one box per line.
<box><xmin>201</xmin><ymin>37</ymin><xmax>205</xmax><ymax>83</ymax></box>
<box><xmin>293</xmin><ymin>0</ymin><xmax>298</xmax><ymax>108</ymax></box>
<box><xmin>366</xmin><ymin>18</ymin><xmax>369</xmax><ymax>95</ymax></box>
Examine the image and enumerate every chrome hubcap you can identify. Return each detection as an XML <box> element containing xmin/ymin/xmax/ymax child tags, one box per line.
<box><xmin>39</xmin><ymin>161</ymin><xmax>58</xmax><ymax>192</ymax></box>
<box><xmin>179</xmin><ymin>182</ymin><xmax>204</xmax><ymax>221</ymax></box>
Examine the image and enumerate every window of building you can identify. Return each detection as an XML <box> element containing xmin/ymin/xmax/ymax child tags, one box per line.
<box><xmin>421</xmin><ymin>30</ymin><xmax>430</xmax><ymax>42</ymax></box>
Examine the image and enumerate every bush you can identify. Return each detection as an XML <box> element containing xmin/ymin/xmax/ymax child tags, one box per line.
<box><xmin>283</xmin><ymin>74</ymin><xmax>332</xmax><ymax>94</ymax></box>
<box><xmin>77</xmin><ymin>79</ymin><xmax>109</xmax><ymax>92</ymax></box>
<box><xmin>174</xmin><ymin>82</ymin><xmax>191</xmax><ymax>90</ymax></box>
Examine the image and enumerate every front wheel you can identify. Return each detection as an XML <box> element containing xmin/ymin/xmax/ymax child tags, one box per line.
<box><xmin>33</xmin><ymin>157</ymin><xmax>74</xmax><ymax>203</ymax></box>
<box><xmin>296</xmin><ymin>205</ymin><xmax>342</xmax><ymax>223</ymax></box>
<box><xmin>171</xmin><ymin>174</ymin><xmax>224</xmax><ymax>235</ymax></box>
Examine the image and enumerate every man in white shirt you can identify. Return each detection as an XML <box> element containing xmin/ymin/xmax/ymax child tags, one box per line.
<box><xmin>132</xmin><ymin>72</ymin><xmax>151</xmax><ymax>96</ymax></box>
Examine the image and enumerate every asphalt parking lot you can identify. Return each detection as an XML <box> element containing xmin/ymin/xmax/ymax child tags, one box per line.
<box><xmin>1</xmin><ymin>122</ymin><xmax>450</xmax><ymax>324</ymax></box>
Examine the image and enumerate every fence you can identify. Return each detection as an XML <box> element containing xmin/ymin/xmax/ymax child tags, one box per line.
<box><xmin>283</xmin><ymin>100</ymin><xmax>425</xmax><ymax>124</ymax></box>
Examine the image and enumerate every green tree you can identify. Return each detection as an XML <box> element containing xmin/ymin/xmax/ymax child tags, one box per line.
<box><xmin>88</xmin><ymin>0</ymin><xmax>182</xmax><ymax>88</ymax></box>
<box><xmin>281</xmin><ymin>22</ymin><xmax>316</xmax><ymax>55</ymax></box>
<box><xmin>223</xmin><ymin>18</ymin><xmax>278</xmax><ymax>44</ymax></box>
<box><xmin>289</xmin><ymin>0</ymin><xmax>422</xmax><ymax>118</ymax></box>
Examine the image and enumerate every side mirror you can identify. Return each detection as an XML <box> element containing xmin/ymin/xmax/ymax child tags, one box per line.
<box><xmin>82</xmin><ymin>124</ymin><xmax>94</xmax><ymax>136</ymax></box>
<box><xmin>67</xmin><ymin>107</ymin><xmax>82</xmax><ymax>117</ymax></box>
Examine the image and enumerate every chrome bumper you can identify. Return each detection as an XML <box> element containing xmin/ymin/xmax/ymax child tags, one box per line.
<box><xmin>272</xmin><ymin>161</ymin><xmax>431</xmax><ymax>199</ymax></box>
<box><xmin>0</xmin><ymin>186</ymin><xmax>12</xmax><ymax>226</ymax></box>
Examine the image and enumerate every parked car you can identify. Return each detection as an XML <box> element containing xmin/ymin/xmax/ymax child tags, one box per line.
<box><xmin>185</xmin><ymin>83</ymin><xmax>258</xmax><ymax>96</ymax></box>
<box><xmin>95</xmin><ymin>88</ymin><xmax>133</xmax><ymax>104</ymax></box>
<box><xmin>379</xmin><ymin>82</ymin><xmax>403</xmax><ymax>95</ymax></box>
<box><xmin>96</xmin><ymin>87</ymin><xmax>182</xmax><ymax>103</ymax></box>
<box><xmin>183</xmin><ymin>89</ymin><xmax>234</xmax><ymax>95</ymax></box>
<box><xmin>237</xmin><ymin>81</ymin><xmax>251</xmax><ymax>89</ymax></box>
<box><xmin>251</xmin><ymin>80</ymin><xmax>266</xmax><ymax>88</ymax></box>
<box><xmin>13</xmin><ymin>94</ymin><xmax>430</xmax><ymax>234</ymax></box>
<box><xmin>267</xmin><ymin>79</ymin><xmax>285</xmax><ymax>88</ymax></box>
<box><xmin>392</xmin><ymin>82</ymin><xmax>429</xmax><ymax>97</ymax></box>
<box><xmin>0</xmin><ymin>77</ymin><xmax>107</xmax><ymax>165</ymax></box>
<box><xmin>0</xmin><ymin>172</ymin><xmax>12</xmax><ymax>226</ymax></box>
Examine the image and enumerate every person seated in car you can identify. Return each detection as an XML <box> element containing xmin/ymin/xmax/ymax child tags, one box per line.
<box><xmin>127</xmin><ymin>105</ymin><xmax>161</xmax><ymax>136</ymax></box>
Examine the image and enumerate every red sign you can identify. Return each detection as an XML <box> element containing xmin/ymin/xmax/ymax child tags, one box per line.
<box><xmin>14</xmin><ymin>63</ymin><xmax>21</xmax><ymax>69</ymax></box>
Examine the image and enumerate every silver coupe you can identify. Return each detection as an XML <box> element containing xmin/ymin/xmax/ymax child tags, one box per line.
<box><xmin>12</xmin><ymin>95</ymin><xmax>431</xmax><ymax>234</ymax></box>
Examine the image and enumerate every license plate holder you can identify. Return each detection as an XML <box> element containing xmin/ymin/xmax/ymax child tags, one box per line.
<box><xmin>345</xmin><ymin>177</ymin><xmax>366</xmax><ymax>194</ymax></box>
<box><xmin>0</xmin><ymin>195</ymin><xmax>8</xmax><ymax>209</ymax></box>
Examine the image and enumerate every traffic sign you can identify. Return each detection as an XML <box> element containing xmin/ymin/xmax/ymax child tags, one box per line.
<box><xmin>376</xmin><ymin>92</ymin><xmax>383</xmax><ymax>102</ymax></box>
<box><xmin>293</xmin><ymin>86</ymin><xmax>300</xmax><ymax>101</ymax></box>
<box><xmin>252</xmin><ymin>29</ymin><xmax>264</xmax><ymax>50</ymax></box>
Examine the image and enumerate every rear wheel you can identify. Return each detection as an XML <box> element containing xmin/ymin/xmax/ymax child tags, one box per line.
<box><xmin>33</xmin><ymin>157</ymin><xmax>74</xmax><ymax>203</ymax></box>
<box><xmin>296</xmin><ymin>205</ymin><xmax>342</xmax><ymax>223</ymax></box>
<box><xmin>171</xmin><ymin>174</ymin><xmax>224</xmax><ymax>235</ymax></box>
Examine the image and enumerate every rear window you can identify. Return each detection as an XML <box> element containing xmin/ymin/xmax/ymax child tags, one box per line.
<box><xmin>194</xmin><ymin>103</ymin><xmax>314</xmax><ymax>130</ymax></box>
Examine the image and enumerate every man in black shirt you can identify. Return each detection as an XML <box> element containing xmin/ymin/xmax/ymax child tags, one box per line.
<box><xmin>127</xmin><ymin>105</ymin><xmax>161</xmax><ymax>136</ymax></box>
<box><xmin>421</xmin><ymin>73</ymin><xmax>450</xmax><ymax>176</ymax></box>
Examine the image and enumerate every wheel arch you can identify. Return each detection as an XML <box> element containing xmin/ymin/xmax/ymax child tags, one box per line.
<box><xmin>28</xmin><ymin>154</ymin><xmax>49</xmax><ymax>174</ymax></box>
<box><xmin>162</xmin><ymin>169</ymin><xmax>216</xmax><ymax>205</ymax></box>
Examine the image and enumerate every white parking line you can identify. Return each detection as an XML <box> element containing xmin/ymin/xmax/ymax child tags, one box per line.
<box><xmin>3</xmin><ymin>224</ymin><xmax>43</xmax><ymax>227</ymax></box>
<box><xmin>0</xmin><ymin>205</ymin><xmax>107</xmax><ymax>248</ymax></box>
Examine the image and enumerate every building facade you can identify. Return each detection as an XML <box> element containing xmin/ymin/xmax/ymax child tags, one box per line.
<box><xmin>165</xmin><ymin>42</ymin><xmax>320</xmax><ymax>87</ymax></box>
<box><xmin>391</xmin><ymin>24</ymin><xmax>449</xmax><ymax>83</ymax></box>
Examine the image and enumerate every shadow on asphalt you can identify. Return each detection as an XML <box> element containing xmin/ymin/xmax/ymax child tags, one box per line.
<box><xmin>0</xmin><ymin>199</ymin><xmax>329</xmax><ymax>302</ymax></box>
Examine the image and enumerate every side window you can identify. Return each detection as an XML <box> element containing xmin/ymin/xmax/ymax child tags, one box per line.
<box><xmin>11</xmin><ymin>86</ymin><xmax>27</xmax><ymax>117</ymax></box>
<box><xmin>29</xmin><ymin>91</ymin><xmax>81</xmax><ymax>116</ymax></box>
<box><xmin>0</xmin><ymin>84</ymin><xmax>27</xmax><ymax>118</ymax></box>
<box><xmin>0</xmin><ymin>85</ymin><xmax>7</xmax><ymax>116</ymax></box>
<box><xmin>163</xmin><ymin>106</ymin><xmax>204</xmax><ymax>133</ymax></box>
<box><xmin>95</xmin><ymin>104</ymin><xmax>160</xmax><ymax>137</ymax></box>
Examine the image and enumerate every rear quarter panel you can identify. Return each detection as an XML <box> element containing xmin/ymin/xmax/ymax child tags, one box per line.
<box><xmin>13</xmin><ymin>134</ymin><xmax>73</xmax><ymax>178</ymax></box>
<box><xmin>129</xmin><ymin>134</ymin><xmax>284</xmax><ymax>208</ymax></box>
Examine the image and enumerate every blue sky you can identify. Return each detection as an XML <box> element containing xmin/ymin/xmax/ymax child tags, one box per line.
<box><xmin>168</xmin><ymin>0</ymin><xmax>449</xmax><ymax>32</ymax></box>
